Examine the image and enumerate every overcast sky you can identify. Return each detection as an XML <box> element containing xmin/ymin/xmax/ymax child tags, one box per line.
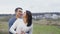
<box><xmin>0</xmin><ymin>0</ymin><xmax>60</xmax><ymax>14</ymax></box>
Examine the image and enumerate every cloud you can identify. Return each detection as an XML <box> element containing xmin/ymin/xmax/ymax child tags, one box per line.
<box><xmin>0</xmin><ymin>0</ymin><xmax>60</xmax><ymax>14</ymax></box>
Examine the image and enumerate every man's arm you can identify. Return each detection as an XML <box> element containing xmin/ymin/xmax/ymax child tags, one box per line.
<box><xmin>8</xmin><ymin>17</ymin><xmax>16</xmax><ymax>34</ymax></box>
<box><xmin>9</xmin><ymin>17</ymin><xmax>16</xmax><ymax>29</ymax></box>
<box><xmin>9</xmin><ymin>20</ymin><xmax>18</xmax><ymax>34</ymax></box>
<box><xmin>9</xmin><ymin>19</ymin><xmax>12</xmax><ymax>29</ymax></box>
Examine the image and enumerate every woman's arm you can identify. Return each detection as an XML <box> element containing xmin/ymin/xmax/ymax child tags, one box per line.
<box><xmin>9</xmin><ymin>20</ymin><xmax>18</xmax><ymax>34</ymax></box>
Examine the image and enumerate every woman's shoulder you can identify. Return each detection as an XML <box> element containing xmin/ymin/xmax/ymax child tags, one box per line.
<box><xmin>27</xmin><ymin>24</ymin><xmax>33</xmax><ymax>29</ymax></box>
<box><xmin>28</xmin><ymin>23</ymin><xmax>33</xmax><ymax>27</ymax></box>
<box><xmin>30</xmin><ymin>24</ymin><xmax>33</xmax><ymax>27</ymax></box>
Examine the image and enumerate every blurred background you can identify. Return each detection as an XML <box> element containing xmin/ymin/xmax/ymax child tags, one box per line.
<box><xmin>0</xmin><ymin>12</ymin><xmax>60</xmax><ymax>34</ymax></box>
<box><xmin>0</xmin><ymin>0</ymin><xmax>60</xmax><ymax>34</ymax></box>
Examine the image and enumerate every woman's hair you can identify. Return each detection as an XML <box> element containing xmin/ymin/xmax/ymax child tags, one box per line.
<box><xmin>26</xmin><ymin>10</ymin><xmax>32</xmax><ymax>27</ymax></box>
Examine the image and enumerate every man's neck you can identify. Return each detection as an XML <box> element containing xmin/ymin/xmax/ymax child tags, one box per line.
<box><xmin>16</xmin><ymin>15</ymin><xmax>19</xmax><ymax>19</ymax></box>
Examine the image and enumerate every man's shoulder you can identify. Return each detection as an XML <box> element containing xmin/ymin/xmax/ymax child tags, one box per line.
<box><xmin>9</xmin><ymin>17</ymin><xmax>16</xmax><ymax>21</ymax></box>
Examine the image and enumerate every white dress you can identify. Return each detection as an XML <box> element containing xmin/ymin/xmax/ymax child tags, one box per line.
<box><xmin>9</xmin><ymin>18</ymin><xmax>33</xmax><ymax>34</ymax></box>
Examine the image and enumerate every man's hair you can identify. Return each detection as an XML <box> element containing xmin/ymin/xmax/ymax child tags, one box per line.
<box><xmin>15</xmin><ymin>7</ymin><xmax>23</xmax><ymax>12</ymax></box>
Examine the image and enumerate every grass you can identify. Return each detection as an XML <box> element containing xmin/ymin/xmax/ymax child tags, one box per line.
<box><xmin>0</xmin><ymin>21</ymin><xmax>60</xmax><ymax>34</ymax></box>
<box><xmin>0</xmin><ymin>21</ymin><xmax>8</xmax><ymax>34</ymax></box>
<box><xmin>33</xmin><ymin>24</ymin><xmax>60</xmax><ymax>34</ymax></box>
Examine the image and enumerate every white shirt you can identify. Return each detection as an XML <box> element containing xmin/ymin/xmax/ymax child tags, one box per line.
<box><xmin>9</xmin><ymin>18</ymin><xmax>33</xmax><ymax>34</ymax></box>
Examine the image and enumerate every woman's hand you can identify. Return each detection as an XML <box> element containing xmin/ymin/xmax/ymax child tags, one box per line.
<box><xmin>21</xmin><ymin>31</ymin><xmax>25</xmax><ymax>34</ymax></box>
<box><xmin>16</xmin><ymin>33</ymin><xmax>18</xmax><ymax>34</ymax></box>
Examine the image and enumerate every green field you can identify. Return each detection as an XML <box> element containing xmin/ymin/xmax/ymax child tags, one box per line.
<box><xmin>0</xmin><ymin>21</ymin><xmax>60</xmax><ymax>34</ymax></box>
<box><xmin>33</xmin><ymin>24</ymin><xmax>60</xmax><ymax>34</ymax></box>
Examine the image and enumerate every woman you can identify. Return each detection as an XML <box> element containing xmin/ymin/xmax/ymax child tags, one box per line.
<box><xmin>9</xmin><ymin>10</ymin><xmax>33</xmax><ymax>34</ymax></box>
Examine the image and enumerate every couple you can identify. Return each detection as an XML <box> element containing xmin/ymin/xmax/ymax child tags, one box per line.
<box><xmin>9</xmin><ymin>7</ymin><xmax>33</xmax><ymax>34</ymax></box>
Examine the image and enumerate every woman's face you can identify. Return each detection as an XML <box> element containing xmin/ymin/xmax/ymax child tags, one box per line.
<box><xmin>23</xmin><ymin>12</ymin><xmax>27</xmax><ymax>18</ymax></box>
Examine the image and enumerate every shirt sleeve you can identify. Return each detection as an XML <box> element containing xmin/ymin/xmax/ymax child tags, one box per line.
<box><xmin>8</xmin><ymin>17</ymin><xmax>16</xmax><ymax>29</ymax></box>
<box><xmin>9</xmin><ymin>19</ymin><xmax>18</xmax><ymax>34</ymax></box>
<box><xmin>8</xmin><ymin>18</ymin><xmax>13</xmax><ymax>29</ymax></box>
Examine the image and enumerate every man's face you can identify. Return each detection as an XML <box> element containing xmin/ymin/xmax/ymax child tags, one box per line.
<box><xmin>15</xmin><ymin>9</ymin><xmax>22</xmax><ymax>17</ymax></box>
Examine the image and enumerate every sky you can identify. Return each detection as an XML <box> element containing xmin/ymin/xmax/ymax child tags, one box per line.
<box><xmin>0</xmin><ymin>0</ymin><xmax>60</xmax><ymax>14</ymax></box>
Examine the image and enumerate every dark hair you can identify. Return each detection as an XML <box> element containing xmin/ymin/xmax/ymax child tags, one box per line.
<box><xmin>26</xmin><ymin>10</ymin><xmax>32</xmax><ymax>27</ymax></box>
<box><xmin>15</xmin><ymin>7</ymin><xmax>23</xmax><ymax>12</ymax></box>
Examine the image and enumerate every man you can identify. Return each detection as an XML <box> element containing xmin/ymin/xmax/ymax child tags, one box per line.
<box><xmin>8</xmin><ymin>7</ymin><xmax>23</xmax><ymax>34</ymax></box>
